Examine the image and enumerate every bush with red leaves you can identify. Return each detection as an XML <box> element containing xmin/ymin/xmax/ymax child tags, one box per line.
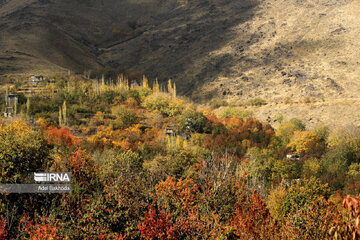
<box><xmin>138</xmin><ymin>205</ymin><xmax>177</xmax><ymax>240</ymax></box>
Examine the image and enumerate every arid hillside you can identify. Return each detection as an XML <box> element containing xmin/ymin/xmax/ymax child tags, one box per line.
<box><xmin>1</xmin><ymin>0</ymin><xmax>360</xmax><ymax>127</ymax></box>
<box><xmin>0</xmin><ymin>0</ymin><xmax>258</xmax><ymax>84</ymax></box>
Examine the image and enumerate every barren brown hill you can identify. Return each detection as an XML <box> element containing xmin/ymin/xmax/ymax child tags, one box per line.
<box><xmin>1</xmin><ymin>0</ymin><xmax>360</xmax><ymax>127</ymax></box>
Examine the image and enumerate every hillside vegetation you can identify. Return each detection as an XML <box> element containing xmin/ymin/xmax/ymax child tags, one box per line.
<box><xmin>0</xmin><ymin>75</ymin><xmax>359</xmax><ymax>238</ymax></box>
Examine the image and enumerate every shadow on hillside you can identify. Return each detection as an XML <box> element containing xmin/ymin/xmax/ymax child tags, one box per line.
<box><xmin>98</xmin><ymin>0</ymin><xmax>260</xmax><ymax>99</ymax></box>
<box><xmin>0</xmin><ymin>0</ymin><xmax>261</xmax><ymax>89</ymax></box>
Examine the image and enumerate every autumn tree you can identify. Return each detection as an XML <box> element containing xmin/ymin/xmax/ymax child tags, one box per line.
<box><xmin>43</xmin><ymin>125</ymin><xmax>80</xmax><ymax>150</ymax></box>
<box><xmin>142</xmin><ymin>93</ymin><xmax>187</xmax><ymax>117</ymax></box>
<box><xmin>245</xmin><ymin>147</ymin><xmax>278</xmax><ymax>195</ymax></box>
<box><xmin>287</xmin><ymin>130</ymin><xmax>325</xmax><ymax>156</ymax></box>
<box><xmin>280</xmin><ymin>177</ymin><xmax>331</xmax><ymax>229</ymax></box>
<box><xmin>24</xmin><ymin>216</ymin><xmax>62</xmax><ymax>240</ymax></box>
<box><xmin>140</xmin><ymin>177</ymin><xmax>210</xmax><ymax>239</ymax></box>
<box><xmin>57</xmin><ymin>148</ymin><xmax>100</xmax><ymax>238</ymax></box>
<box><xmin>0</xmin><ymin>120</ymin><xmax>51</xmax><ymax>183</ymax></box>
<box><xmin>138</xmin><ymin>206</ymin><xmax>177</xmax><ymax>240</ymax></box>
<box><xmin>298</xmin><ymin>197</ymin><xmax>343</xmax><ymax>239</ymax></box>
<box><xmin>339</xmin><ymin>194</ymin><xmax>360</xmax><ymax>238</ymax></box>
<box><xmin>179</xmin><ymin>109</ymin><xmax>207</xmax><ymax>133</ymax></box>
<box><xmin>96</xmin><ymin>150</ymin><xmax>148</xmax><ymax>238</ymax></box>
<box><xmin>0</xmin><ymin>216</ymin><xmax>7</xmax><ymax>239</ymax></box>
<box><xmin>230</xmin><ymin>192</ymin><xmax>278</xmax><ymax>240</ymax></box>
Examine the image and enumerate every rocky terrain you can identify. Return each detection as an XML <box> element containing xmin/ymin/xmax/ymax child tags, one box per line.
<box><xmin>1</xmin><ymin>0</ymin><xmax>360</xmax><ymax>127</ymax></box>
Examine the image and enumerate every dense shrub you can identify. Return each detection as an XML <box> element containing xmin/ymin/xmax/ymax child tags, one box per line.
<box><xmin>289</xmin><ymin>118</ymin><xmax>306</xmax><ymax>131</ymax></box>
<box><xmin>209</xmin><ymin>99</ymin><xmax>228</xmax><ymax>109</ymax></box>
<box><xmin>178</xmin><ymin>109</ymin><xmax>206</xmax><ymax>133</ymax></box>
<box><xmin>0</xmin><ymin>120</ymin><xmax>51</xmax><ymax>183</ymax></box>
<box><xmin>246</xmin><ymin>97</ymin><xmax>267</xmax><ymax>106</ymax></box>
<box><xmin>215</xmin><ymin>106</ymin><xmax>253</xmax><ymax>119</ymax></box>
<box><xmin>143</xmin><ymin>93</ymin><xmax>185</xmax><ymax>116</ymax></box>
<box><xmin>280</xmin><ymin>178</ymin><xmax>330</xmax><ymax>221</ymax></box>
<box><xmin>288</xmin><ymin>130</ymin><xmax>325</xmax><ymax>156</ymax></box>
<box><xmin>111</xmin><ymin>105</ymin><xmax>138</xmax><ymax>128</ymax></box>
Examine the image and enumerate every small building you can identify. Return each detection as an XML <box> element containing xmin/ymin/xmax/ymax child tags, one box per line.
<box><xmin>4</xmin><ymin>92</ymin><xmax>18</xmax><ymax>117</ymax></box>
<box><xmin>30</xmin><ymin>75</ymin><xmax>44</xmax><ymax>86</ymax></box>
<box><xmin>165</xmin><ymin>128</ymin><xmax>175</xmax><ymax>136</ymax></box>
<box><xmin>31</xmin><ymin>75</ymin><xmax>44</xmax><ymax>82</ymax></box>
<box><xmin>286</xmin><ymin>154</ymin><xmax>301</xmax><ymax>160</ymax></box>
<box><xmin>6</xmin><ymin>93</ymin><xmax>18</xmax><ymax>105</ymax></box>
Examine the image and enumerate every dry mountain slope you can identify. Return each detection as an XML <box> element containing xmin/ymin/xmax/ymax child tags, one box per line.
<box><xmin>203</xmin><ymin>0</ymin><xmax>360</xmax><ymax>103</ymax></box>
<box><xmin>0</xmin><ymin>0</ymin><xmax>259</xmax><ymax>85</ymax></box>
<box><xmin>1</xmin><ymin>0</ymin><xmax>360</xmax><ymax>127</ymax></box>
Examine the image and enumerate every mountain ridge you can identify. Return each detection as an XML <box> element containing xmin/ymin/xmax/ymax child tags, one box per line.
<box><xmin>1</xmin><ymin>0</ymin><xmax>360</xmax><ymax>127</ymax></box>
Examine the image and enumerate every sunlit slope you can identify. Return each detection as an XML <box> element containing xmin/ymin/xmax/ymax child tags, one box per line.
<box><xmin>1</xmin><ymin>0</ymin><xmax>360</xmax><ymax>127</ymax></box>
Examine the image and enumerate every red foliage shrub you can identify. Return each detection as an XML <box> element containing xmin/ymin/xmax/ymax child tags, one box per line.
<box><xmin>297</xmin><ymin>197</ymin><xmax>342</xmax><ymax>240</ymax></box>
<box><xmin>320</xmin><ymin>194</ymin><xmax>360</xmax><ymax>239</ymax></box>
<box><xmin>151</xmin><ymin>177</ymin><xmax>210</xmax><ymax>238</ymax></box>
<box><xmin>202</xmin><ymin>133</ymin><xmax>238</xmax><ymax>154</ymax></box>
<box><xmin>114</xmin><ymin>233</ymin><xmax>127</xmax><ymax>240</ymax></box>
<box><xmin>203</xmin><ymin>118</ymin><xmax>274</xmax><ymax>157</ymax></box>
<box><xmin>155</xmin><ymin>176</ymin><xmax>200</xmax><ymax>211</ymax></box>
<box><xmin>44</xmin><ymin>126</ymin><xmax>80</xmax><ymax>147</ymax></box>
<box><xmin>0</xmin><ymin>216</ymin><xmax>7</xmax><ymax>240</ymax></box>
<box><xmin>24</xmin><ymin>216</ymin><xmax>61</xmax><ymax>240</ymax></box>
<box><xmin>138</xmin><ymin>205</ymin><xmax>177</xmax><ymax>240</ymax></box>
<box><xmin>205</xmin><ymin>113</ymin><xmax>222</xmax><ymax>125</ymax></box>
<box><xmin>237</xmin><ymin>118</ymin><xmax>274</xmax><ymax>147</ymax></box>
<box><xmin>223</xmin><ymin>118</ymin><xmax>243</xmax><ymax>129</ymax></box>
<box><xmin>68</xmin><ymin>147</ymin><xmax>97</xmax><ymax>187</ymax></box>
<box><xmin>230</xmin><ymin>192</ymin><xmax>276</xmax><ymax>239</ymax></box>
<box><xmin>343</xmin><ymin>194</ymin><xmax>360</xmax><ymax>227</ymax></box>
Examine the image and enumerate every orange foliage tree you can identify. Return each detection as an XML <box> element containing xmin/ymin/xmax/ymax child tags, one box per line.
<box><xmin>338</xmin><ymin>194</ymin><xmax>360</xmax><ymax>238</ymax></box>
<box><xmin>0</xmin><ymin>216</ymin><xmax>7</xmax><ymax>240</ymax></box>
<box><xmin>138</xmin><ymin>205</ymin><xmax>177</xmax><ymax>240</ymax></box>
<box><xmin>44</xmin><ymin>125</ymin><xmax>80</xmax><ymax>148</ymax></box>
<box><xmin>203</xmin><ymin>118</ymin><xmax>274</xmax><ymax>157</ymax></box>
<box><xmin>59</xmin><ymin>147</ymin><xmax>101</xmax><ymax>238</ymax></box>
<box><xmin>24</xmin><ymin>216</ymin><xmax>61</xmax><ymax>240</ymax></box>
<box><xmin>296</xmin><ymin>197</ymin><xmax>342</xmax><ymax>240</ymax></box>
<box><xmin>229</xmin><ymin>190</ymin><xmax>278</xmax><ymax>239</ymax></box>
<box><xmin>139</xmin><ymin>177</ymin><xmax>210</xmax><ymax>239</ymax></box>
<box><xmin>67</xmin><ymin>147</ymin><xmax>98</xmax><ymax>191</ymax></box>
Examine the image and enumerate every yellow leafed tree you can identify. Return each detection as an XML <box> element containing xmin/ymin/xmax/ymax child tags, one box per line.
<box><xmin>288</xmin><ymin>131</ymin><xmax>324</xmax><ymax>155</ymax></box>
<box><xmin>152</xmin><ymin>78</ymin><xmax>160</xmax><ymax>93</ymax></box>
<box><xmin>142</xmin><ymin>75</ymin><xmax>149</xmax><ymax>89</ymax></box>
<box><xmin>167</xmin><ymin>79</ymin><xmax>176</xmax><ymax>98</ymax></box>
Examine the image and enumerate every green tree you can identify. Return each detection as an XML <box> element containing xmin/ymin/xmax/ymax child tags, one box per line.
<box><xmin>179</xmin><ymin>109</ymin><xmax>206</xmax><ymax>133</ymax></box>
<box><xmin>273</xmin><ymin>122</ymin><xmax>298</xmax><ymax>149</ymax></box>
<box><xmin>289</xmin><ymin>118</ymin><xmax>306</xmax><ymax>131</ymax></box>
<box><xmin>0</xmin><ymin>120</ymin><xmax>51</xmax><ymax>183</ymax></box>
<box><xmin>111</xmin><ymin>105</ymin><xmax>138</xmax><ymax>129</ymax></box>
<box><xmin>281</xmin><ymin>177</ymin><xmax>330</xmax><ymax>226</ymax></box>
<box><xmin>245</xmin><ymin>148</ymin><xmax>277</xmax><ymax>194</ymax></box>
<box><xmin>320</xmin><ymin>142</ymin><xmax>357</xmax><ymax>190</ymax></box>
